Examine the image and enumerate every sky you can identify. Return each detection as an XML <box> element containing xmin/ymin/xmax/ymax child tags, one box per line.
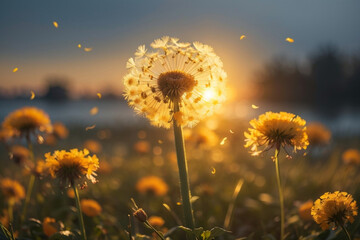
<box><xmin>1</xmin><ymin>0</ymin><xmax>360</xmax><ymax>95</ymax></box>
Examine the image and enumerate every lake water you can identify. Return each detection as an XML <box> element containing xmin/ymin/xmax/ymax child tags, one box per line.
<box><xmin>0</xmin><ymin>99</ymin><xmax>359</xmax><ymax>136</ymax></box>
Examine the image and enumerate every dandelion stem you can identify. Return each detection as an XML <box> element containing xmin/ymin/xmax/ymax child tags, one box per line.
<box><xmin>73</xmin><ymin>184</ymin><xmax>87</xmax><ymax>240</ymax></box>
<box><xmin>274</xmin><ymin>148</ymin><xmax>285</xmax><ymax>240</ymax></box>
<box><xmin>21</xmin><ymin>138</ymin><xmax>36</xmax><ymax>224</ymax></box>
<box><xmin>8</xmin><ymin>201</ymin><xmax>14</xmax><ymax>224</ymax></box>
<box><xmin>145</xmin><ymin>221</ymin><xmax>166</xmax><ymax>240</ymax></box>
<box><xmin>173</xmin><ymin>100</ymin><xmax>195</xmax><ymax>230</ymax></box>
<box><xmin>339</xmin><ymin>223</ymin><xmax>352</xmax><ymax>240</ymax></box>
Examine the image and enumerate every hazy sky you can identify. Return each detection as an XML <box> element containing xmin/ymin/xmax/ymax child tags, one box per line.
<box><xmin>1</xmin><ymin>0</ymin><xmax>360</xmax><ymax>94</ymax></box>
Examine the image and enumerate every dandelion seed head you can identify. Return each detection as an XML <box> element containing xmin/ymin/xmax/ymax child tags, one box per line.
<box><xmin>123</xmin><ymin>36</ymin><xmax>227</xmax><ymax>128</ymax></box>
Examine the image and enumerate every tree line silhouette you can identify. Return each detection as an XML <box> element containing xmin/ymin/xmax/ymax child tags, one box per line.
<box><xmin>255</xmin><ymin>45</ymin><xmax>360</xmax><ymax>114</ymax></box>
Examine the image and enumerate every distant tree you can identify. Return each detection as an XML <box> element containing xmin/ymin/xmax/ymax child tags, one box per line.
<box><xmin>309</xmin><ymin>45</ymin><xmax>345</xmax><ymax>112</ymax></box>
<box><xmin>43</xmin><ymin>76</ymin><xmax>70</xmax><ymax>100</ymax></box>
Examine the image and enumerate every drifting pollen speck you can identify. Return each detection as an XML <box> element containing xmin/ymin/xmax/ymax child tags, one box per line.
<box><xmin>84</xmin><ymin>47</ymin><xmax>93</xmax><ymax>52</ymax></box>
<box><xmin>78</xmin><ymin>44</ymin><xmax>82</xmax><ymax>48</ymax></box>
<box><xmin>211</xmin><ymin>167</ymin><xmax>216</xmax><ymax>175</ymax></box>
<box><xmin>85</xmin><ymin>124</ymin><xmax>96</xmax><ymax>131</ymax></box>
<box><xmin>13</xmin><ymin>67</ymin><xmax>18</xmax><ymax>73</ymax></box>
<box><xmin>220</xmin><ymin>137</ymin><xmax>228</xmax><ymax>145</ymax></box>
<box><xmin>286</xmin><ymin>37</ymin><xmax>294</xmax><ymax>43</ymax></box>
<box><xmin>251</xmin><ymin>104</ymin><xmax>259</xmax><ymax>109</ymax></box>
<box><xmin>53</xmin><ymin>21</ymin><xmax>58</xmax><ymax>28</ymax></box>
<box><xmin>30</xmin><ymin>91</ymin><xmax>35</xmax><ymax>100</ymax></box>
<box><xmin>90</xmin><ymin>107</ymin><xmax>98</xmax><ymax>115</ymax></box>
<box><xmin>97</xmin><ymin>93</ymin><xmax>102</xmax><ymax>99</ymax></box>
<box><xmin>240</xmin><ymin>35</ymin><xmax>246</xmax><ymax>40</ymax></box>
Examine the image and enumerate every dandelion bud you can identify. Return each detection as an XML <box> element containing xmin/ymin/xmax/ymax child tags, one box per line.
<box><xmin>133</xmin><ymin>208</ymin><xmax>148</xmax><ymax>222</ymax></box>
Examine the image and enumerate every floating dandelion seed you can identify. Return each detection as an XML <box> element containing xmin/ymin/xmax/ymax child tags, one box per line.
<box><xmin>251</xmin><ymin>104</ymin><xmax>259</xmax><ymax>109</ymax></box>
<box><xmin>85</xmin><ymin>124</ymin><xmax>96</xmax><ymax>131</ymax></box>
<box><xmin>230</xmin><ymin>129</ymin><xmax>234</xmax><ymax>134</ymax></box>
<box><xmin>240</xmin><ymin>35</ymin><xmax>246</xmax><ymax>40</ymax></box>
<box><xmin>286</xmin><ymin>37</ymin><xmax>294</xmax><ymax>43</ymax></box>
<box><xmin>211</xmin><ymin>167</ymin><xmax>216</xmax><ymax>174</ymax></box>
<box><xmin>12</xmin><ymin>67</ymin><xmax>18</xmax><ymax>73</ymax></box>
<box><xmin>30</xmin><ymin>91</ymin><xmax>35</xmax><ymax>100</ymax></box>
<box><xmin>220</xmin><ymin>137</ymin><xmax>227</xmax><ymax>145</ymax></box>
<box><xmin>90</xmin><ymin>107</ymin><xmax>98</xmax><ymax>115</ymax></box>
<box><xmin>52</xmin><ymin>21</ymin><xmax>58</xmax><ymax>28</ymax></box>
<box><xmin>123</xmin><ymin>36</ymin><xmax>227</xmax><ymax>128</ymax></box>
<box><xmin>97</xmin><ymin>93</ymin><xmax>102</xmax><ymax>99</ymax></box>
<box><xmin>84</xmin><ymin>47</ymin><xmax>92</xmax><ymax>52</ymax></box>
<box><xmin>78</xmin><ymin>44</ymin><xmax>82</xmax><ymax>48</ymax></box>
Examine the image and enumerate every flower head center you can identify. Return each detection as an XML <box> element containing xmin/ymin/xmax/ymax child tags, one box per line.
<box><xmin>157</xmin><ymin>70</ymin><xmax>196</xmax><ymax>100</ymax></box>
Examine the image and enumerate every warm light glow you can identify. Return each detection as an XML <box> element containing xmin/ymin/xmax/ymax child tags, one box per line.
<box><xmin>203</xmin><ymin>89</ymin><xmax>216</xmax><ymax>101</ymax></box>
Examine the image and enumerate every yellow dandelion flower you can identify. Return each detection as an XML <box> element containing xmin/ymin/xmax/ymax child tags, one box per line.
<box><xmin>0</xmin><ymin>210</ymin><xmax>9</xmax><ymax>228</ymax></box>
<box><xmin>52</xmin><ymin>122</ymin><xmax>69</xmax><ymax>139</ymax></box>
<box><xmin>33</xmin><ymin>160</ymin><xmax>48</xmax><ymax>177</ymax></box>
<box><xmin>298</xmin><ymin>200</ymin><xmax>313</xmax><ymax>221</ymax></box>
<box><xmin>123</xmin><ymin>36</ymin><xmax>227</xmax><ymax>128</ymax></box>
<box><xmin>311</xmin><ymin>191</ymin><xmax>358</xmax><ymax>230</ymax></box>
<box><xmin>83</xmin><ymin>139</ymin><xmax>102</xmax><ymax>154</ymax></box>
<box><xmin>342</xmin><ymin>149</ymin><xmax>360</xmax><ymax>165</ymax></box>
<box><xmin>136</xmin><ymin>176</ymin><xmax>168</xmax><ymax>196</ymax></box>
<box><xmin>244</xmin><ymin>112</ymin><xmax>308</xmax><ymax>156</ymax></box>
<box><xmin>306</xmin><ymin>122</ymin><xmax>331</xmax><ymax>146</ymax></box>
<box><xmin>43</xmin><ymin>217</ymin><xmax>58</xmax><ymax>237</ymax></box>
<box><xmin>9</xmin><ymin>145</ymin><xmax>30</xmax><ymax>165</ymax></box>
<box><xmin>81</xmin><ymin>199</ymin><xmax>102</xmax><ymax>217</ymax></box>
<box><xmin>0</xmin><ymin>178</ymin><xmax>25</xmax><ymax>203</ymax></box>
<box><xmin>2</xmin><ymin>107</ymin><xmax>51</xmax><ymax>137</ymax></box>
<box><xmin>0</xmin><ymin>127</ymin><xmax>18</xmax><ymax>142</ymax></box>
<box><xmin>148</xmin><ymin>216</ymin><xmax>165</xmax><ymax>227</ymax></box>
<box><xmin>45</xmin><ymin>148</ymin><xmax>99</xmax><ymax>185</ymax></box>
<box><xmin>134</xmin><ymin>140</ymin><xmax>150</xmax><ymax>154</ymax></box>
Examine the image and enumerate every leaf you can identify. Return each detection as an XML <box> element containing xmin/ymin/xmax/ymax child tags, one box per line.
<box><xmin>0</xmin><ymin>222</ymin><xmax>13</xmax><ymax>240</ymax></box>
<box><xmin>201</xmin><ymin>230</ymin><xmax>211</xmax><ymax>240</ymax></box>
<box><xmin>209</xmin><ymin>227</ymin><xmax>231</xmax><ymax>238</ymax></box>
<box><xmin>134</xmin><ymin>234</ymin><xmax>151</xmax><ymax>240</ymax></box>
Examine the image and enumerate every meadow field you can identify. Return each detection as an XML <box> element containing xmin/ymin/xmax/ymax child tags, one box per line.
<box><xmin>0</xmin><ymin>99</ymin><xmax>359</xmax><ymax>240</ymax></box>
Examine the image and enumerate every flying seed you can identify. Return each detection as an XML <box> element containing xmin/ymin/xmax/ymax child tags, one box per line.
<box><xmin>84</xmin><ymin>47</ymin><xmax>93</xmax><ymax>52</ymax></box>
<box><xmin>240</xmin><ymin>35</ymin><xmax>246</xmax><ymax>40</ymax></box>
<box><xmin>53</xmin><ymin>21</ymin><xmax>58</xmax><ymax>28</ymax></box>
<box><xmin>85</xmin><ymin>124</ymin><xmax>96</xmax><ymax>131</ymax></box>
<box><xmin>90</xmin><ymin>107</ymin><xmax>98</xmax><ymax>115</ymax></box>
<box><xmin>251</xmin><ymin>104</ymin><xmax>259</xmax><ymax>109</ymax></box>
<box><xmin>30</xmin><ymin>91</ymin><xmax>35</xmax><ymax>100</ymax></box>
<box><xmin>286</xmin><ymin>37</ymin><xmax>294</xmax><ymax>43</ymax></box>
<box><xmin>211</xmin><ymin>167</ymin><xmax>216</xmax><ymax>174</ymax></box>
<box><xmin>97</xmin><ymin>93</ymin><xmax>102</xmax><ymax>99</ymax></box>
<box><xmin>220</xmin><ymin>137</ymin><xmax>227</xmax><ymax>145</ymax></box>
<box><xmin>13</xmin><ymin>67</ymin><xmax>18</xmax><ymax>73</ymax></box>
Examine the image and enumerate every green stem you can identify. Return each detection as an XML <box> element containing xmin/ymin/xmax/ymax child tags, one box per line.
<box><xmin>145</xmin><ymin>221</ymin><xmax>166</xmax><ymax>240</ymax></box>
<box><xmin>21</xmin><ymin>135</ymin><xmax>36</xmax><ymax>224</ymax></box>
<box><xmin>339</xmin><ymin>223</ymin><xmax>352</xmax><ymax>240</ymax></box>
<box><xmin>73</xmin><ymin>184</ymin><xmax>87</xmax><ymax>240</ymax></box>
<box><xmin>8</xmin><ymin>201</ymin><xmax>14</xmax><ymax>224</ymax></box>
<box><xmin>173</xmin><ymin>100</ymin><xmax>195</xmax><ymax>230</ymax></box>
<box><xmin>274</xmin><ymin>148</ymin><xmax>285</xmax><ymax>240</ymax></box>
